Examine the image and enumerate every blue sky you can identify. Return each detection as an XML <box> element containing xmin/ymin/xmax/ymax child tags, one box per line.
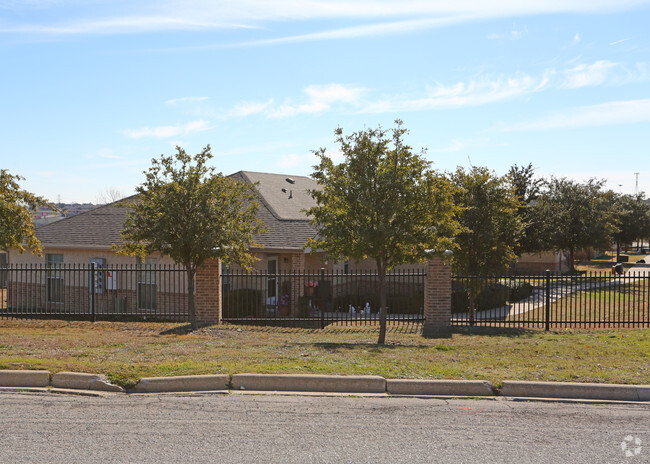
<box><xmin>2</xmin><ymin>0</ymin><xmax>649</xmax><ymax>203</ymax></box>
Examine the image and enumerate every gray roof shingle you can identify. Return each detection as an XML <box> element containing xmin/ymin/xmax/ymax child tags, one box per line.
<box><xmin>34</xmin><ymin>171</ymin><xmax>319</xmax><ymax>252</ymax></box>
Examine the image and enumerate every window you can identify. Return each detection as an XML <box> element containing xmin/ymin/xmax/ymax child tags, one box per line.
<box><xmin>46</xmin><ymin>254</ymin><xmax>64</xmax><ymax>304</ymax></box>
<box><xmin>137</xmin><ymin>257</ymin><xmax>157</xmax><ymax>310</ymax></box>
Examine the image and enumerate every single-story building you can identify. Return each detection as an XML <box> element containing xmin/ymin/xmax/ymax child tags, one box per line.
<box><xmin>5</xmin><ymin>172</ymin><xmax>335</xmax><ymax>316</ymax></box>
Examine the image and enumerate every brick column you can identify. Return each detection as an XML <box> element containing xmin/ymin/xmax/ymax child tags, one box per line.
<box><xmin>422</xmin><ymin>256</ymin><xmax>452</xmax><ymax>338</ymax></box>
<box><xmin>289</xmin><ymin>253</ymin><xmax>305</xmax><ymax>316</ymax></box>
<box><xmin>195</xmin><ymin>258</ymin><xmax>222</xmax><ymax>325</ymax></box>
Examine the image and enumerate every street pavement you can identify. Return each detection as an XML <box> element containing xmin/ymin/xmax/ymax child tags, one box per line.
<box><xmin>0</xmin><ymin>392</ymin><xmax>648</xmax><ymax>463</ymax></box>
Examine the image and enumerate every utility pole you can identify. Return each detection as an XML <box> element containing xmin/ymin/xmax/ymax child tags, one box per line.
<box><xmin>634</xmin><ymin>172</ymin><xmax>639</xmax><ymax>196</ymax></box>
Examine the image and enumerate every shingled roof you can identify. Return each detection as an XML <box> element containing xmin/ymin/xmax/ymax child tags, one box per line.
<box><xmin>34</xmin><ymin>197</ymin><xmax>133</xmax><ymax>249</ymax></box>
<box><xmin>34</xmin><ymin>171</ymin><xmax>320</xmax><ymax>252</ymax></box>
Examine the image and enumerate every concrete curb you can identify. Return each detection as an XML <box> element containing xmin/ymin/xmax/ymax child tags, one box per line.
<box><xmin>131</xmin><ymin>374</ymin><xmax>230</xmax><ymax>393</ymax></box>
<box><xmin>501</xmin><ymin>381</ymin><xmax>650</xmax><ymax>401</ymax></box>
<box><xmin>232</xmin><ymin>374</ymin><xmax>386</xmax><ymax>393</ymax></box>
<box><xmin>0</xmin><ymin>370</ymin><xmax>50</xmax><ymax>388</ymax></box>
<box><xmin>0</xmin><ymin>370</ymin><xmax>648</xmax><ymax>402</ymax></box>
<box><xmin>51</xmin><ymin>372</ymin><xmax>124</xmax><ymax>392</ymax></box>
<box><xmin>387</xmin><ymin>379</ymin><xmax>494</xmax><ymax>396</ymax></box>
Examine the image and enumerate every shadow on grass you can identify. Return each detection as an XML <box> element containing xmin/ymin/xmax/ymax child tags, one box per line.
<box><xmin>159</xmin><ymin>324</ymin><xmax>196</xmax><ymax>335</ymax></box>
<box><xmin>450</xmin><ymin>326</ymin><xmax>539</xmax><ymax>337</ymax></box>
<box><xmin>216</xmin><ymin>323</ymin><xmax>423</xmax><ymax>335</ymax></box>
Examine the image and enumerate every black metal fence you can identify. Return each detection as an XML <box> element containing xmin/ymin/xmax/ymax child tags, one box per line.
<box><xmin>3</xmin><ymin>263</ymin><xmax>649</xmax><ymax>330</ymax></box>
<box><xmin>452</xmin><ymin>271</ymin><xmax>650</xmax><ymax>329</ymax></box>
<box><xmin>222</xmin><ymin>269</ymin><xmax>426</xmax><ymax>327</ymax></box>
<box><xmin>0</xmin><ymin>264</ymin><xmax>188</xmax><ymax>321</ymax></box>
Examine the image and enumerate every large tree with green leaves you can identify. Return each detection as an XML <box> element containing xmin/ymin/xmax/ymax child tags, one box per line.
<box><xmin>507</xmin><ymin>163</ymin><xmax>546</xmax><ymax>255</ymax></box>
<box><xmin>307</xmin><ymin>121</ymin><xmax>459</xmax><ymax>344</ymax></box>
<box><xmin>0</xmin><ymin>169</ymin><xmax>52</xmax><ymax>254</ymax></box>
<box><xmin>612</xmin><ymin>192</ymin><xmax>650</xmax><ymax>258</ymax></box>
<box><xmin>115</xmin><ymin>146</ymin><xmax>265</xmax><ymax>329</ymax></box>
<box><xmin>451</xmin><ymin>166</ymin><xmax>524</xmax><ymax>275</ymax></box>
<box><xmin>531</xmin><ymin>177</ymin><xmax>617</xmax><ymax>272</ymax></box>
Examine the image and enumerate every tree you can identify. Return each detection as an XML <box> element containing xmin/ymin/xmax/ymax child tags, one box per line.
<box><xmin>96</xmin><ymin>187</ymin><xmax>125</xmax><ymax>205</ymax></box>
<box><xmin>0</xmin><ymin>169</ymin><xmax>52</xmax><ymax>254</ymax></box>
<box><xmin>612</xmin><ymin>193</ymin><xmax>650</xmax><ymax>258</ymax></box>
<box><xmin>531</xmin><ymin>177</ymin><xmax>617</xmax><ymax>272</ymax></box>
<box><xmin>307</xmin><ymin>121</ymin><xmax>459</xmax><ymax>344</ymax></box>
<box><xmin>114</xmin><ymin>146</ymin><xmax>265</xmax><ymax>329</ymax></box>
<box><xmin>450</xmin><ymin>166</ymin><xmax>524</xmax><ymax>275</ymax></box>
<box><xmin>507</xmin><ymin>163</ymin><xmax>546</xmax><ymax>255</ymax></box>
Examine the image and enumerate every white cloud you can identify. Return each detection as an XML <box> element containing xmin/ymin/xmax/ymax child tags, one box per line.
<box><xmin>227</xmin><ymin>84</ymin><xmax>365</xmax><ymax>119</ymax></box>
<box><xmin>610</xmin><ymin>37</ymin><xmax>632</xmax><ymax>45</ymax></box>
<box><xmin>362</xmin><ymin>73</ymin><xmax>545</xmax><ymax>113</ymax></box>
<box><xmin>85</xmin><ymin>148</ymin><xmax>125</xmax><ymax>160</ymax></box>
<box><xmin>269</xmin><ymin>84</ymin><xmax>366</xmax><ymax>118</ymax></box>
<box><xmin>487</xmin><ymin>26</ymin><xmax>527</xmax><ymax>40</ymax></box>
<box><xmin>573</xmin><ymin>33</ymin><xmax>581</xmax><ymax>43</ymax></box>
<box><xmin>164</xmin><ymin>96</ymin><xmax>210</xmax><ymax>106</ymax></box>
<box><xmin>359</xmin><ymin>60</ymin><xmax>648</xmax><ymax>113</ymax></box>
<box><xmin>2</xmin><ymin>0</ymin><xmax>648</xmax><ymax>39</ymax></box>
<box><xmin>501</xmin><ymin>98</ymin><xmax>650</xmax><ymax>131</ymax></box>
<box><xmin>228</xmin><ymin>99</ymin><xmax>274</xmax><ymax>117</ymax></box>
<box><xmin>561</xmin><ymin>60</ymin><xmax>619</xmax><ymax>88</ymax></box>
<box><xmin>122</xmin><ymin>119</ymin><xmax>212</xmax><ymax>139</ymax></box>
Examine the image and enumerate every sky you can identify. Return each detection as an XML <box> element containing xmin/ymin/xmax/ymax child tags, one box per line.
<box><xmin>2</xmin><ymin>0</ymin><xmax>649</xmax><ymax>203</ymax></box>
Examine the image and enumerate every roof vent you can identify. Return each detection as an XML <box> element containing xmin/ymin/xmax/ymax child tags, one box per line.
<box><xmin>286</xmin><ymin>177</ymin><xmax>296</xmax><ymax>184</ymax></box>
<box><xmin>289</xmin><ymin>190</ymin><xmax>293</xmax><ymax>199</ymax></box>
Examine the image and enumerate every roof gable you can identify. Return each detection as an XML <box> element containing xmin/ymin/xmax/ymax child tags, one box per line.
<box><xmin>236</xmin><ymin>171</ymin><xmax>319</xmax><ymax>221</ymax></box>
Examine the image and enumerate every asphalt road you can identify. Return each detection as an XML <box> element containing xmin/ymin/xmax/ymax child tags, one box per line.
<box><xmin>0</xmin><ymin>392</ymin><xmax>648</xmax><ymax>463</ymax></box>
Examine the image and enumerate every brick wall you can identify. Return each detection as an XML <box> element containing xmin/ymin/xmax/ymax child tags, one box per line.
<box><xmin>195</xmin><ymin>258</ymin><xmax>221</xmax><ymax>324</ymax></box>
<box><xmin>422</xmin><ymin>257</ymin><xmax>452</xmax><ymax>337</ymax></box>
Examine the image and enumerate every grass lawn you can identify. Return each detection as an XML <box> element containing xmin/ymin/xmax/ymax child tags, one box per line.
<box><xmin>0</xmin><ymin>319</ymin><xmax>648</xmax><ymax>389</ymax></box>
<box><xmin>514</xmin><ymin>282</ymin><xmax>649</xmax><ymax>326</ymax></box>
<box><xmin>576</xmin><ymin>251</ymin><xmax>647</xmax><ymax>273</ymax></box>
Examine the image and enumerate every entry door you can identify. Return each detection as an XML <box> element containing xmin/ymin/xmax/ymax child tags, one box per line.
<box><xmin>267</xmin><ymin>257</ymin><xmax>278</xmax><ymax>306</ymax></box>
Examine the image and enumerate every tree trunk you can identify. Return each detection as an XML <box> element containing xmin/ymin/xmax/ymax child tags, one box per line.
<box><xmin>187</xmin><ymin>267</ymin><xmax>197</xmax><ymax>330</ymax></box>
<box><xmin>568</xmin><ymin>248</ymin><xmax>576</xmax><ymax>273</ymax></box>
<box><xmin>616</xmin><ymin>241</ymin><xmax>621</xmax><ymax>263</ymax></box>
<box><xmin>377</xmin><ymin>263</ymin><xmax>387</xmax><ymax>345</ymax></box>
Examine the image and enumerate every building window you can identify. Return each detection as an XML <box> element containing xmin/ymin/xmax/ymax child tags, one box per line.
<box><xmin>137</xmin><ymin>257</ymin><xmax>157</xmax><ymax>310</ymax></box>
<box><xmin>46</xmin><ymin>254</ymin><xmax>64</xmax><ymax>304</ymax></box>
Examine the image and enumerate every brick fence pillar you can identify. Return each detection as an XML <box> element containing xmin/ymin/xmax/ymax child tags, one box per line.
<box><xmin>289</xmin><ymin>253</ymin><xmax>305</xmax><ymax>316</ymax></box>
<box><xmin>195</xmin><ymin>258</ymin><xmax>222</xmax><ymax>325</ymax></box>
<box><xmin>422</xmin><ymin>256</ymin><xmax>452</xmax><ymax>338</ymax></box>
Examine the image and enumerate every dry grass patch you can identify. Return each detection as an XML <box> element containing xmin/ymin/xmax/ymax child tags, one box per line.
<box><xmin>0</xmin><ymin>319</ymin><xmax>648</xmax><ymax>388</ymax></box>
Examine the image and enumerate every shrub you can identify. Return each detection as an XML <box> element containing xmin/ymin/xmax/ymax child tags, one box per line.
<box><xmin>452</xmin><ymin>288</ymin><xmax>470</xmax><ymax>314</ymax></box>
<box><xmin>506</xmin><ymin>282</ymin><xmax>533</xmax><ymax>302</ymax></box>
<box><xmin>222</xmin><ymin>288</ymin><xmax>263</xmax><ymax>318</ymax></box>
<box><xmin>475</xmin><ymin>283</ymin><xmax>509</xmax><ymax>310</ymax></box>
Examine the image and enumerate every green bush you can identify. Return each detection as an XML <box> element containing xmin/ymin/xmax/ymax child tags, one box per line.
<box><xmin>506</xmin><ymin>282</ymin><xmax>533</xmax><ymax>302</ymax></box>
<box><xmin>476</xmin><ymin>283</ymin><xmax>509</xmax><ymax>310</ymax></box>
<box><xmin>223</xmin><ymin>288</ymin><xmax>263</xmax><ymax>318</ymax></box>
<box><xmin>452</xmin><ymin>288</ymin><xmax>470</xmax><ymax>314</ymax></box>
<box><xmin>451</xmin><ymin>280</ymin><xmax>533</xmax><ymax>314</ymax></box>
